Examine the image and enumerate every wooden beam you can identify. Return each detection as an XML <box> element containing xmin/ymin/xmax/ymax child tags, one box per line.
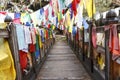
<box><xmin>0</xmin><ymin>29</ymin><xmax>9</xmax><ymax>38</ymax></box>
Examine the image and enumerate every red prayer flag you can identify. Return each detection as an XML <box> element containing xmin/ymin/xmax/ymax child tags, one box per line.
<box><xmin>46</xmin><ymin>29</ymin><xmax>48</xmax><ymax>39</ymax></box>
<box><xmin>48</xmin><ymin>24</ymin><xmax>51</xmax><ymax>28</ymax></box>
<box><xmin>71</xmin><ymin>0</ymin><xmax>80</xmax><ymax>16</ymax></box>
<box><xmin>62</xmin><ymin>9</ymin><xmax>65</xmax><ymax>14</ymax></box>
<box><xmin>52</xmin><ymin>9</ymin><xmax>54</xmax><ymax>17</ymax></box>
<box><xmin>0</xmin><ymin>11</ymin><xmax>7</xmax><ymax>15</ymax></box>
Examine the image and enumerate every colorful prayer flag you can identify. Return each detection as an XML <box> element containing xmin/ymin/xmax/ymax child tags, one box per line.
<box><xmin>84</xmin><ymin>0</ymin><xmax>96</xmax><ymax>18</ymax></box>
<box><xmin>71</xmin><ymin>0</ymin><xmax>80</xmax><ymax>16</ymax></box>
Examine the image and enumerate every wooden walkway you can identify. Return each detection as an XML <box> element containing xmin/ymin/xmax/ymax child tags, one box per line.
<box><xmin>36</xmin><ymin>36</ymin><xmax>91</xmax><ymax>80</ymax></box>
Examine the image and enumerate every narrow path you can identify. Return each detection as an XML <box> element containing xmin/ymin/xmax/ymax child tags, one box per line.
<box><xmin>36</xmin><ymin>35</ymin><xmax>91</xmax><ymax>80</ymax></box>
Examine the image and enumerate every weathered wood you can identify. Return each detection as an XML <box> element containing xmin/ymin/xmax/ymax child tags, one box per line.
<box><xmin>105</xmin><ymin>29</ymin><xmax>110</xmax><ymax>80</ymax></box>
<box><xmin>36</xmin><ymin>40</ymin><xmax>91</xmax><ymax>80</ymax></box>
<box><xmin>96</xmin><ymin>27</ymin><xmax>104</xmax><ymax>33</ymax></box>
<box><xmin>0</xmin><ymin>29</ymin><xmax>9</xmax><ymax>38</ymax></box>
<box><xmin>8</xmin><ymin>24</ymin><xmax>22</xmax><ymax>80</ymax></box>
<box><xmin>89</xmin><ymin>24</ymin><xmax>94</xmax><ymax>73</ymax></box>
<box><xmin>117</xmin><ymin>25</ymin><xmax>120</xmax><ymax>33</ymax></box>
<box><xmin>96</xmin><ymin>45</ymin><xmax>105</xmax><ymax>54</ymax></box>
<box><xmin>82</xmin><ymin>28</ymin><xmax>85</xmax><ymax>61</ymax></box>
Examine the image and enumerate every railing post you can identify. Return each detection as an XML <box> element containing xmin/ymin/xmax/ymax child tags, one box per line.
<box><xmin>89</xmin><ymin>22</ymin><xmax>94</xmax><ymax>73</ymax></box>
<box><xmin>105</xmin><ymin>29</ymin><xmax>110</xmax><ymax>80</ymax></box>
<box><xmin>82</xmin><ymin>27</ymin><xmax>85</xmax><ymax>61</ymax></box>
<box><xmin>8</xmin><ymin>24</ymin><xmax>22</xmax><ymax>80</ymax></box>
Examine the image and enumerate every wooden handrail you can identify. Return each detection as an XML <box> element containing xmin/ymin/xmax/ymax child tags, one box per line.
<box><xmin>117</xmin><ymin>24</ymin><xmax>120</xmax><ymax>32</ymax></box>
<box><xmin>0</xmin><ymin>29</ymin><xmax>9</xmax><ymax>38</ymax></box>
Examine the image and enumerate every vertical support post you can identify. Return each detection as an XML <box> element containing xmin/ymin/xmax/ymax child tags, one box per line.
<box><xmin>75</xmin><ymin>32</ymin><xmax>76</xmax><ymax>52</ymax></box>
<box><xmin>8</xmin><ymin>24</ymin><xmax>22</xmax><ymax>80</ymax></box>
<box><xmin>82</xmin><ymin>27</ymin><xmax>85</xmax><ymax>61</ymax></box>
<box><xmin>71</xmin><ymin>35</ymin><xmax>75</xmax><ymax>51</ymax></box>
<box><xmin>89</xmin><ymin>0</ymin><xmax>94</xmax><ymax>73</ymax></box>
<box><xmin>89</xmin><ymin>23</ymin><xmax>94</xmax><ymax>73</ymax></box>
<box><xmin>77</xmin><ymin>28</ymin><xmax>80</xmax><ymax>54</ymax></box>
<box><xmin>78</xmin><ymin>30</ymin><xmax>79</xmax><ymax>54</ymax></box>
<box><xmin>105</xmin><ymin>29</ymin><xmax>110</xmax><ymax>80</ymax></box>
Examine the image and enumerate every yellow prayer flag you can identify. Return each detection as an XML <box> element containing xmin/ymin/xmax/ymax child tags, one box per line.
<box><xmin>52</xmin><ymin>25</ymin><xmax>55</xmax><ymax>30</ymax></box>
<box><xmin>69</xmin><ymin>17</ymin><xmax>74</xmax><ymax>33</ymax></box>
<box><xmin>30</xmin><ymin>12</ymin><xmax>40</xmax><ymax>26</ymax></box>
<box><xmin>0</xmin><ymin>23</ymin><xmax>16</xmax><ymax>80</ymax></box>
<box><xmin>0</xmin><ymin>23</ymin><xmax>7</xmax><ymax>28</ymax></box>
<box><xmin>36</xmin><ymin>28</ymin><xmax>43</xmax><ymax>48</ymax></box>
<box><xmin>20</xmin><ymin>13</ymin><xmax>26</xmax><ymax>23</ymax></box>
<box><xmin>65</xmin><ymin>10</ymin><xmax>71</xmax><ymax>27</ymax></box>
<box><xmin>84</xmin><ymin>0</ymin><xmax>96</xmax><ymax>18</ymax></box>
<box><xmin>39</xmin><ymin>35</ymin><xmax>43</xmax><ymax>48</ymax></box>
<box><xmin>0</xmin><ymin>39</ymin><xmax>16</xmax><ymax>80</ymax></box>
<box><xmin>57</xmin><ymin>12</ymin><xmax>60</xmax><ymax>22</ymax></box>
<box><xmin>65</xmin><ymin>9</ymin><xmax>74</xmax><ymax>33</ymax></box>
<box><xmin>64</xmin><ymin>14</ymin><xmax>68</xmax><ymax>28</ymax></box>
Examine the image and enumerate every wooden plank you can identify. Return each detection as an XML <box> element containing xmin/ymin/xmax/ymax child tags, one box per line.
<box><xmin>36</xmin><ymin>40</ymin><xmax>91</xmax><ymax>80</ymax></box>
<box><xmin>0</xmin><ymin>29</ymin><xmax>9</xmax><ymax>38</ymax></box>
